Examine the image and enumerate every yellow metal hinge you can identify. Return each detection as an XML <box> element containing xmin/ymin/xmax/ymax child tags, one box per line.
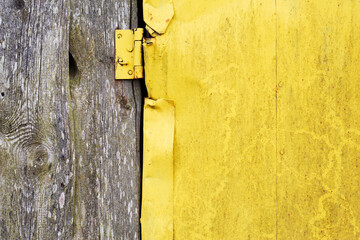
<box><xmin>115</xmin><ymin>28</ymin><xmax>144</xmax><ymax>80</ymax></box>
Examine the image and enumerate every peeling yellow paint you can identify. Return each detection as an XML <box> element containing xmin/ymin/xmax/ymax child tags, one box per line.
<box><xmin>142</xmin><ymin>0</ymin><xmax>360</xmax><ymax>239</ymax></box>
<box><xmin>143</xmin><ymin>0</ymin><xmax>174</xmax><ymax>34</ymax></box>
<box><xmin>141</xmin><ymin>99</ymin><xmax>175</xmax><ymax>240</ymax></box>
<box><xmin>143</xmin><ymin>1</ymin><xmax>276</xmax><ymax>239</ymax></box>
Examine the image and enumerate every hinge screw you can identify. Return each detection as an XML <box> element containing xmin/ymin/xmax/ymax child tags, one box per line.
<box><xmin>118</xmin><ymin>57</ymin><xmax>128</xmax><ymax>66</ymax></box>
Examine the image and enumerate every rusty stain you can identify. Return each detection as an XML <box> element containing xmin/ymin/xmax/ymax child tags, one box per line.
<box><xmin>120</xmin><ymin>95</ymin><xmax>128</xmax><ymax>108</ymax></box>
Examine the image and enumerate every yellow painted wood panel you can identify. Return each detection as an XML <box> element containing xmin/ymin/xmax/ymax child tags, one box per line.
<box><xmin>144</xmin><ymin>0</ymin><xmax>277</xmax><ymax>239</ymax></box>
<box><xmin>142</xmin><ymin>0</ymin><xmax>360</xmax><ymax>239</ymax></box>
<box><xmin>277</xmin><ymin>0</ymin><xmax>360</xmax><ymax>238</ymax></box>
<box><xmin>142</xmin><ymin>99</ymin><xmax>175</xmax><ymax>240</ymax></box>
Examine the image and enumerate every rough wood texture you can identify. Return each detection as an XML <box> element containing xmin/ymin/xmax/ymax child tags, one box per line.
<box><xmin>69</xmin><ymin>0</ymin><xmax>141</xmax><ymax>239</ymax></box>
<box><xmin>0</xmin><ymin>0</ymin><xmax>141</xmax><ymax>239</ymax></box>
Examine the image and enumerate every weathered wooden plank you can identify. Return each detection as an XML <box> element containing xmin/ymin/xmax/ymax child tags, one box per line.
<box><xmin>69</xmin><ymin>0</ymin><xmax>141</xmax><ymax>239</ymax></box>
<box><xmin>0</xmin><ymin>0</ymin><xmax>74</xmax><ymax>239</ymax></box>
<box><xmin>0</xmin><ymin>0</ymin><xmax>141</xmax><ymax>239</ymax></box>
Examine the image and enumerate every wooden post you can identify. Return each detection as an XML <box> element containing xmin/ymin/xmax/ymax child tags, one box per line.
<box><xmin>0</xmin><ymin>0</ymin><xmax>141</xmax><ymax>239</ymax></box>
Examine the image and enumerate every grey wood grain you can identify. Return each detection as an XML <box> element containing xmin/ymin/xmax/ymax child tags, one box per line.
<box><xmin>69</xmin><ymin>0</ymin><xmax>141</xmax><ymax>239</ymax></box>
<box><xmin>0</xmin><ymin>0</ymin><xmax>73</xmax><ymax>239</ymax></box>
<box><xmin>0</xmin><ymin>0</ymin><xmax>141</xmax><ymax>239</ymax></box>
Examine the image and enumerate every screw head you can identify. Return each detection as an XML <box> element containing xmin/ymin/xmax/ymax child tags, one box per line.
<box><xmin>128</xmin><ymin>70</ymin><xmax>133</xmax><ymax>75</ymax></box>
<box><xmin>117</xmin><ymin>34</ymin><xmax>122</xmax><ymax>39</ymax></box>
<box><xmin>127</xmin><ymin>45</ymin><xmax>134</xmax><ymax>52</ymax></box>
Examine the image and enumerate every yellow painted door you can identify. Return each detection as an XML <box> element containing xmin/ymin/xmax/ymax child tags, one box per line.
<box><xmin>141</xmin><ymin>0</ymin><xmax>360</xmax><ymax>239</ymax></box>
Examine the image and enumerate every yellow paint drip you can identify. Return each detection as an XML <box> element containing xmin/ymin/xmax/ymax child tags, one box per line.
<box><xmin>142</xmin><ymin>0</ymin><xmax>360</xmax><ymax>239</ymax></box>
